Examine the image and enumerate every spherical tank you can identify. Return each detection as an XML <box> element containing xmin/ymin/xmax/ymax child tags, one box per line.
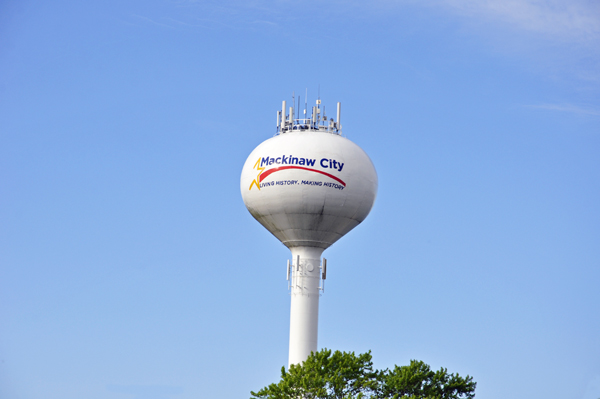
<box><xmin>240</xmin><ymin>131</ymin><xmax>378</xmax><ymax>250</ymax></box>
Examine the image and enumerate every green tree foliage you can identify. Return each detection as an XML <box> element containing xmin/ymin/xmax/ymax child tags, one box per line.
<box><xmin>250</xmin><ymin>349</ymin><xmax>476</xmax><ymax>399</ymax></box>
<box><xmin>379</xmin><ymin>360</ymin><xmax>476</xmax><ymax>399</ymax></box>
<box><xmin>251</xmin><ymin>349</ymin><xmax>378</xmax><ymax>399</ymax></box>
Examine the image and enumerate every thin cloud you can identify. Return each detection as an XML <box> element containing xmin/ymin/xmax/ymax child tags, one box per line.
<box><xmin>133</xmin><ymin>15</ymin><xmax>177</xmax><ymax>29</ymax></box>
<box><xmin>525</xmin><ymin>103</ymin><xmax>600</xmax><ymax>116</ymax></box>
<box><xmin>164</xmin><ymin>17</ymin><xmax>211</xmax><ymax>29</ymax></box>
<box><xmin>251</xmin><ymin>20</ymin><xmax>278</xmax><ymax>27</ymax></box>
<box><xmin>433</xmin><ymin>0</ymin><xmax>600</xmax><ymax>44</ymax></box>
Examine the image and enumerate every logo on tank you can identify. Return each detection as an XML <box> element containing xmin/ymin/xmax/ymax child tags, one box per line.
<box><xmin>249</xmin><ymin>155</ymin><xmax>346</xmax><ymax>191</ymax></box>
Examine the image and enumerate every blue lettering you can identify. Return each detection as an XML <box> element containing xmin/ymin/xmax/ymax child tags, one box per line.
<box><xmin>263</xmin><ymin>155</ymin><xmax>321</xmax><ymax>167</ymax></box>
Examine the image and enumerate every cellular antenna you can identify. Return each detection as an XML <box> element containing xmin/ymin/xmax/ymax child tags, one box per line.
<box><xmin>304</xmin><ymin>88</ymin><xmax>308</xmax><ymax>116</ymax></box>
<box><xmin>282</xmin><ymin>100</ymin><xmax>286</xmax><ymax>132</ymax></box>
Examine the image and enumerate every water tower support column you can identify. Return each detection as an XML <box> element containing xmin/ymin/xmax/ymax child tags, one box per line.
<box><xmin>288</xmin><ymin>246</ymin><xmax>324</xmax><ymax>367</ymax></box>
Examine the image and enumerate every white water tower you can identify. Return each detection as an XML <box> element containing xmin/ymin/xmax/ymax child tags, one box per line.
<box><xmin>240</xmin><ymin>97</ymin><xmax>377</xmax><ymax>367</ymax></box>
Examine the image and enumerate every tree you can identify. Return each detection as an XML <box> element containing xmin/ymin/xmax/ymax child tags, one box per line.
<box><xmin>250</xmin><ymin>349</ymin><xmax>476</xmax><ymax>399</ymax></box>
<box><xmin>379</xmin><ymin>360</ymin><xmax>476</xmax><ymax>399</ymax></box>
<box><xmin>251</xmin><ymin>349</ymin><xmax>379</xmax><ymax>399</ymax></box>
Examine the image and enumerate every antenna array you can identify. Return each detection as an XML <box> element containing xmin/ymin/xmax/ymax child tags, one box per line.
<box><xmin>277</xmin><ymin>98</ymin><xmax>342</xmax><ymax>135</ymax></box>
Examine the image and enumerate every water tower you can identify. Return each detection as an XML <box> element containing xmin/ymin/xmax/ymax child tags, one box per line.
<box><xmin>240</xmin><ymin>97</ymin><xmax>377</xmax><ymax>367</ymax></box>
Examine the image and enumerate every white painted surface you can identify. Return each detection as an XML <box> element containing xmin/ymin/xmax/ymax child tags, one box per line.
<box><xmin>241</xmin><ymin>131</ymin><xmax>378</xmax><ymax>250</ymax></box>
<box><xmin>288</xmin><ymin>246</ymin><xmax>323</xmax><ymax>367</ymax></box>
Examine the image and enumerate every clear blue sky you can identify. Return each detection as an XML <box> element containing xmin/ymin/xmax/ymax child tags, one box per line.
<box><xmin>1</xmin><ymin>1</ymin><xmax>599</xmax><ymax>398</ymax></box>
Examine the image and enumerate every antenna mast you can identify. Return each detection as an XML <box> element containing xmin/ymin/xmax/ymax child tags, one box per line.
<box><xmin>304</xmin><ymin>88</ymin><xmax>308</xmax><ymax>117</ymax></box>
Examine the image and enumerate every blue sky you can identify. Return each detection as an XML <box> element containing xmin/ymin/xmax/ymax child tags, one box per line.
<box><xmin>1</xmin><ymin>1</ymin><xmax>599</xmax><ymax>398</ymax></box>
